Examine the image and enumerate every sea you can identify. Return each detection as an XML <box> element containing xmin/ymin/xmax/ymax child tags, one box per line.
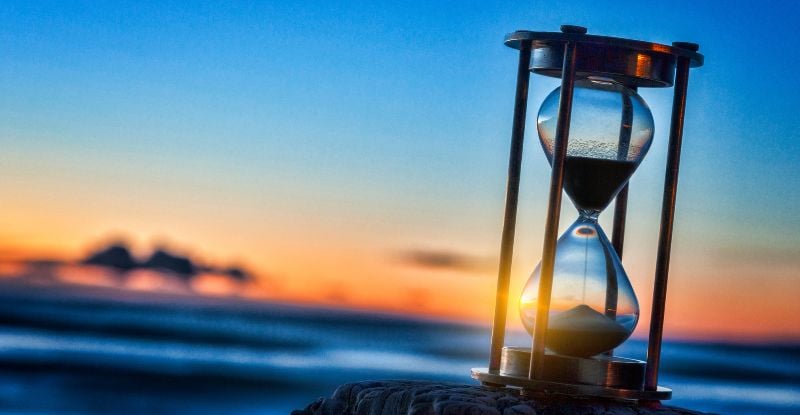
<box><xmin>0</xmin><ymin>281</ymin><xmax>796</xmax><ymax>415</ymax></box>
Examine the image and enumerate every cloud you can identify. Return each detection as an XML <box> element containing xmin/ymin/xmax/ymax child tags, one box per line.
<box><xmin>79</xmin><ymin>240</ymin><xmax>258</xmax><ymax>282</ymax></box>
<box><xmin>396</xmin><ymin>249</ymin><xmax>494</xmax><ymax>275</ymax></box>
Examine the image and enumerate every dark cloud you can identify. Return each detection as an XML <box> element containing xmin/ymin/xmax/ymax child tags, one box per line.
<box><xmin>397</xmin><ymin>249</ymin><xmax>494</xmax><ymax>275</ymax></box>
<box><xmin>80</xmin><ymin>240</ymin><xmax>255</xmax><ymax>282</ymax></box>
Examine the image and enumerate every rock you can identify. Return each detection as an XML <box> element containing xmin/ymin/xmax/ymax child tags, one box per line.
<box><xmin>505</xmin><ymin>404</ymin><xmax>536</xmax><ymax>415</ymax></box>
<box><xmin>292</xmin><ymin>380</ymin><xmax>715</xmax><ymax>415</ymax></box>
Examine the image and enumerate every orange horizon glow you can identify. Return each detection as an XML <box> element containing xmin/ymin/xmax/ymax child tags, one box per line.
<box><xmin>1</xmin><ymin>235</ymin><xmax>797</xmax><ymax>344</ymax></box>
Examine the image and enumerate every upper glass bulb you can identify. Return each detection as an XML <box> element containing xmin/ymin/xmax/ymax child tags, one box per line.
<box><xmin>537</xmin><ymin>78</ymin><xmax>655</xmax><ymax>213</ymax></box>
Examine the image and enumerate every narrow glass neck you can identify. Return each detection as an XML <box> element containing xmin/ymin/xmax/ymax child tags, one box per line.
<box><xmin>578</xmin><ymin>209</ymin><xmax>601</xmax><ymax>222</ymax></box>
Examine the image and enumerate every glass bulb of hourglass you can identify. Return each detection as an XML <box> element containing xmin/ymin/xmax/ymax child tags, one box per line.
<box><xmin>538</xmin><ymin>77</ymin><xmax>655</xmax><ymax>212</ymax></box>
<box><xmin>519</xmin><ymin>78</ymin><xmax>654</xmax><ymax>358</ymax></box>
<box><xmin>520</xmin><ymin>219</ymin><xmax>639</xmax><ymax>357</ymax></box>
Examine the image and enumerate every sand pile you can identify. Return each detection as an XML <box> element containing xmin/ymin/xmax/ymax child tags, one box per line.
<box><xmin>546</xmin><ymin>304</ymin><xmax>629</xmax><ymax>357</ymax></box>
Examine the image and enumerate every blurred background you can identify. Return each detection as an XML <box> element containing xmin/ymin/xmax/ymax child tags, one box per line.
<box><xmin>0</xmin><ymin>1</ymin><xmax>798</xmax><ymax>414</ymax></box>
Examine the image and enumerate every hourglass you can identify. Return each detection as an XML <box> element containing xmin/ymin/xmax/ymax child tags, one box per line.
<box><xmin>472</xmin><ymin>26</ymin><xmax>704</xmax><ymax>401</ymax></box>
<box><xmin>519</xmin><ymin>78</ymin><xmax>653</xmax><ymax>358</ymax></box>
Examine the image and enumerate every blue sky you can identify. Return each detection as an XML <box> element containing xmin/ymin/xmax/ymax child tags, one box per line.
<box><xmin>0</xmin><ymin>1</ymin><xmax>798</xmax><ymax>338</ymax></box>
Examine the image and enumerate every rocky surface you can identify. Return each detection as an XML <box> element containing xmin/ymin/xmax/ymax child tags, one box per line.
<box><xmin>292</xmin><ymin>380</ymin><xmax>715</xmax><ymax>415</ymax></box>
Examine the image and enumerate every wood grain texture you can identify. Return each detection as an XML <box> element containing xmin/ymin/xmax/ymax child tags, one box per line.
<box><xmin>292</xmin><ymin>380</ymin><xmax>715</xmax><ymax>415</ymax></box>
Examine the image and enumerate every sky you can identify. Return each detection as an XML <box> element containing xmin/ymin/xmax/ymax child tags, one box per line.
<box><xmin>1</xmin><ymin>0</ymin><xmax>799</xmax><ymax>342</ymax></box>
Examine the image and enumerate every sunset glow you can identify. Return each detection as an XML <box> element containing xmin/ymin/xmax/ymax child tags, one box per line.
<box><xmin>1</xmin><ymin>0</ymin><xmax>798</xmax><ymax>345</ymax></box>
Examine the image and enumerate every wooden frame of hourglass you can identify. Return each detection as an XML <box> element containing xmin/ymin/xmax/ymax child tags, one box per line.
<box><xmin>471</xmin><ymin>26</ymin><xmax>704</xmax><ymax>400</ymax></box>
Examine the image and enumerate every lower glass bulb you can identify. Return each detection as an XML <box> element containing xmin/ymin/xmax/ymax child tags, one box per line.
<box><xmin>519</xmin><ymin>217</ymin><xmax>639</xmax><ymax>358</ymax></box>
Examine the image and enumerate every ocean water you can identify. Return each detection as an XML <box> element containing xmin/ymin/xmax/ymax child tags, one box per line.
<box><xmin>0</xmin><ymin>282</ymin><xmax>796</xmax><ymax>415</ymax></box>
